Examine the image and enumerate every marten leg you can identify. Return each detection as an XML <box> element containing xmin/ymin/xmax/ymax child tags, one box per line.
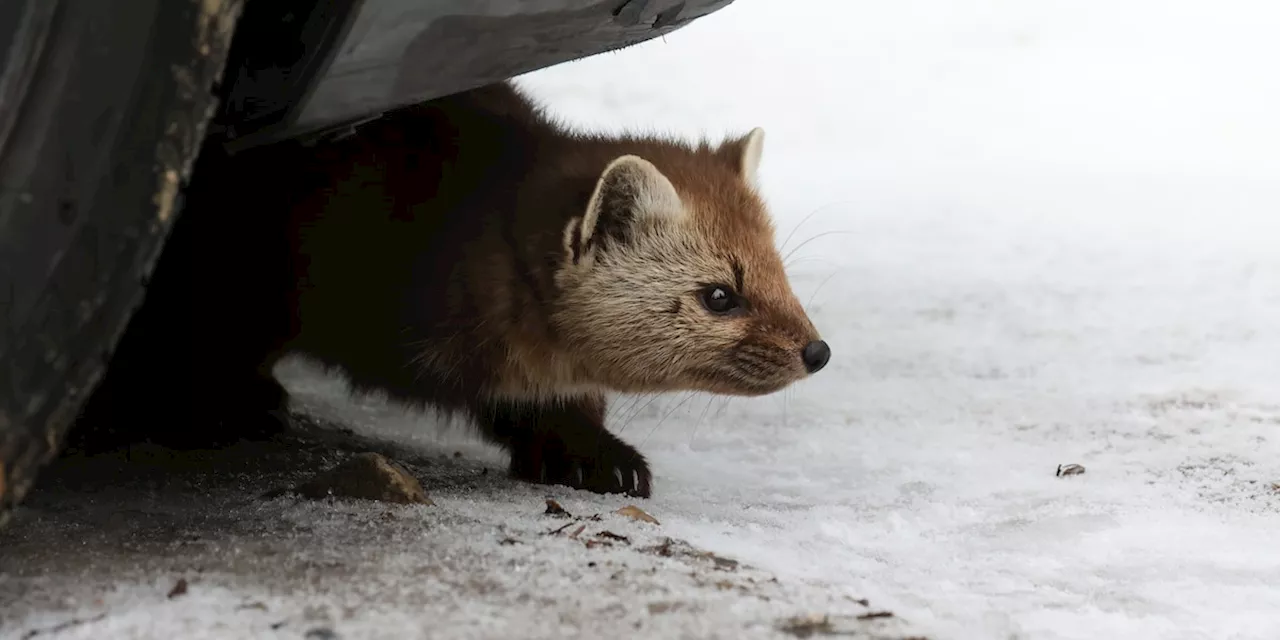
<box><xmin>472</xmin><ymin>395</ymin><xmax>652</xmax><ymax>498</ymax></box>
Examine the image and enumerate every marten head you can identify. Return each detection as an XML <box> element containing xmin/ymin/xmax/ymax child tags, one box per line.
<box><xmin>554</xmin><ymin>128</ymin><xmax>829</xmax><ymax>397</ymax></box>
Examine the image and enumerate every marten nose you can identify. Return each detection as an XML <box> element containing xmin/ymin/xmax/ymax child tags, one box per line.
<box><xmin>801</xmin><ymin>340</ymin><xmax>830</xmax><ymax>374</ymax></box>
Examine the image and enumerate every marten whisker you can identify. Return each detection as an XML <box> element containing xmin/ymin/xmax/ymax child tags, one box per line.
<box><xmin>617</xmin><ymin>392</ymin><xmax>663</xmax><ymax>435</ymax></box>
<box><xmin>688</xmin><ymin>393</ymin><xmax>717</xmax><ymax>447</ymax></box>
<box><xmin>777</xmin><ymin>200</ymin><xmax>854</xmax><ymax>253</ymax></box>
<box><xmin>782</xmin><ymin>229</ymin><xmax>861</xmax><ymax>266</ymax></box>
<box><xmin>806</xmin><ymin>269</ymin><xmax>843</xmax><ymax>310</ymax></box>
<box><xmin>640</xmin><ymin>391</ymin><xmax>698</xmax><ymax>447</ymax></box>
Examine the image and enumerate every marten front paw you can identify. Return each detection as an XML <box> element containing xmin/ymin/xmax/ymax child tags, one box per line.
<box><xmin>508</xmin><ymin>432</ymin><xmax>652</xmax><ymax>498</ymax></box>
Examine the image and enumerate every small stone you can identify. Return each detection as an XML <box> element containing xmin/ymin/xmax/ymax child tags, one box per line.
<box><xmin>544</xmin><ymin>499</ymin><xmax>570</xmax><ymax>517</ymax></box>
<box><xmin>1056</xmin><ymin>463</ymin><xmax>1086</xmax><ymax>477</ymax></box>
<box><xmin>294</xmin><ymin>453</ymin><xmax>433</xmax><ymax>505</ymax></box>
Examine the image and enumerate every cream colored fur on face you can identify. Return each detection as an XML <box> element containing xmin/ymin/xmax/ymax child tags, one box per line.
<box><xmin>555</xmin><ymin>163</ymin><xmax>733</xmax><ymax>393</ymax></box>
<box><xmin>551</xmin><ymin>129</ymin><xmax>815</xmax><ymax>396</ymax></box>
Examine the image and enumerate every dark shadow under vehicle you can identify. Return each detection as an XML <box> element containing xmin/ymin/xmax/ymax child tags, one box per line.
<box><xmin>0</xmin><ymin>0</ymin><xmax>736</xmax><ymax>524</ymax></box>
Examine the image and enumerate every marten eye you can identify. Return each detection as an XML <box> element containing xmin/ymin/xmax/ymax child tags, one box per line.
<box><xmin>700</xmin><ymin>284</ymin><xmax>740</xmax><ymax>314</ymax></box>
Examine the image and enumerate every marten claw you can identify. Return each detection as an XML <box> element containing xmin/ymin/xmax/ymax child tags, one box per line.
<box><xmin>579</xmin><ymin>441</ymin><xmax>651</xmax><ymax>498</ymax></box>
<box><xmin>509</xmin><ymin>435</ymin><xmax>652</xmax><ymax>498</ymax></box>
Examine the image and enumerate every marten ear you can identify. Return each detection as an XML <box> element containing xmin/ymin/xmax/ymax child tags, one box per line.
<box><xmin>566</xmin><ymin>155</ymin><xmax>683</xmax><ymax>263</ymax></box>
<box><xmin>721</xmin><ymin>127</ymin><xmax>765</xmax><ymax>184</ymax></box>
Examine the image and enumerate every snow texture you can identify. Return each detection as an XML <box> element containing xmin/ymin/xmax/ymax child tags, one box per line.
<box><xmin>5</xmin><ymin>0</ymin><xmax>1280</xmax><ymax>638</ymax></box>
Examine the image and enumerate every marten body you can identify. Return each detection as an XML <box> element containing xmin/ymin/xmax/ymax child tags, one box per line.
<box><xmin>76</xmin><ymin>82</ymin><xmax>829</xmax><ymax>498</ymax></box>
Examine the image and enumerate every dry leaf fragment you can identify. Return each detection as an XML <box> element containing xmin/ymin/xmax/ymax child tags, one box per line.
<box><xmin>697</xmin><ymin>551</ymin><xmax>739</xmax><ymax>571</ymax></box>
<box><xmin>1056</xmin><ymin>463</ymin><xmax>1086</xmax><ymax>477</ymax></box>
<box><xmin>646</xmin><ymin>537</ymin><xmax>676</xmax><ymax>556</ymax></box>
<box><xmin>167</xmin><ymin>578</ymin><xmax>189</xmax><ymax>599</ymax></box>
<box><xmin>856</xmin><ymin>611</ymin><xmax>894</xmax><ymax>620</ymax></box>
<box><xmin>647</xmin><ymin>601</ymin><xmax>685</xmax><ymax>615</ymax></box>
<box><xmin>778</xmin><ymin>614</ymin><xmax>834</xmax><ymax>638</ymax></box>
<box><xmin>18</xmin><ymin>613</ymin><xmax>108</xmax><ymax>638</ymax></box>
<box><xmin>546</xmin><ymin>522</ymin><xmax>576</xmax><ymax>536</ymax></box>
<box><xmin>596</xmin><ymin>531</ymin><xmax>630</xmax><ymax>544</ymax></box>
<box><xmin>616</xmin><ymin>505</ymin><xmax>660</xmax><ymax>524</ymax></box>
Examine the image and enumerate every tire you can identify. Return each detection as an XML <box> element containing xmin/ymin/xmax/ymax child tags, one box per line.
<box><xmin>0</xmin><ymin>0</ymin><xmax>244</xmax><ymax>525</ymax></box>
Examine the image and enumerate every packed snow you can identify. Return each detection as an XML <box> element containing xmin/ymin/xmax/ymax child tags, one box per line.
<box><xmin>6</xmin><ymin>0</ymin><xmax>1280</xmax><ymax>638</ymax></box>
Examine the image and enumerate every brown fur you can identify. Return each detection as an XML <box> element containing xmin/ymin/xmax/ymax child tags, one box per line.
<box><xmin>72</xmin><ymin>82</ymin><xmax>827</xmax><ymax>498</ymax></box>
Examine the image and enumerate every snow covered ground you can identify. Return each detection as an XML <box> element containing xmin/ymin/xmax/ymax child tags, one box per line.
<box><xmin>516</xmin><ymin>0</ymin><xmax>1280</xmax><ymax>636</ymax></box>
<box><xmin>6</xmin><ymin>0</ymin><xmax>1280</xmax><ymax>638</ymax></box>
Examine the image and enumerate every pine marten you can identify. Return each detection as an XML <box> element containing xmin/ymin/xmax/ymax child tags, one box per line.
<box><xmin>75</xmin><ymin>82</ymin><xmax>830</xmax><ymax>498</ymax></box>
